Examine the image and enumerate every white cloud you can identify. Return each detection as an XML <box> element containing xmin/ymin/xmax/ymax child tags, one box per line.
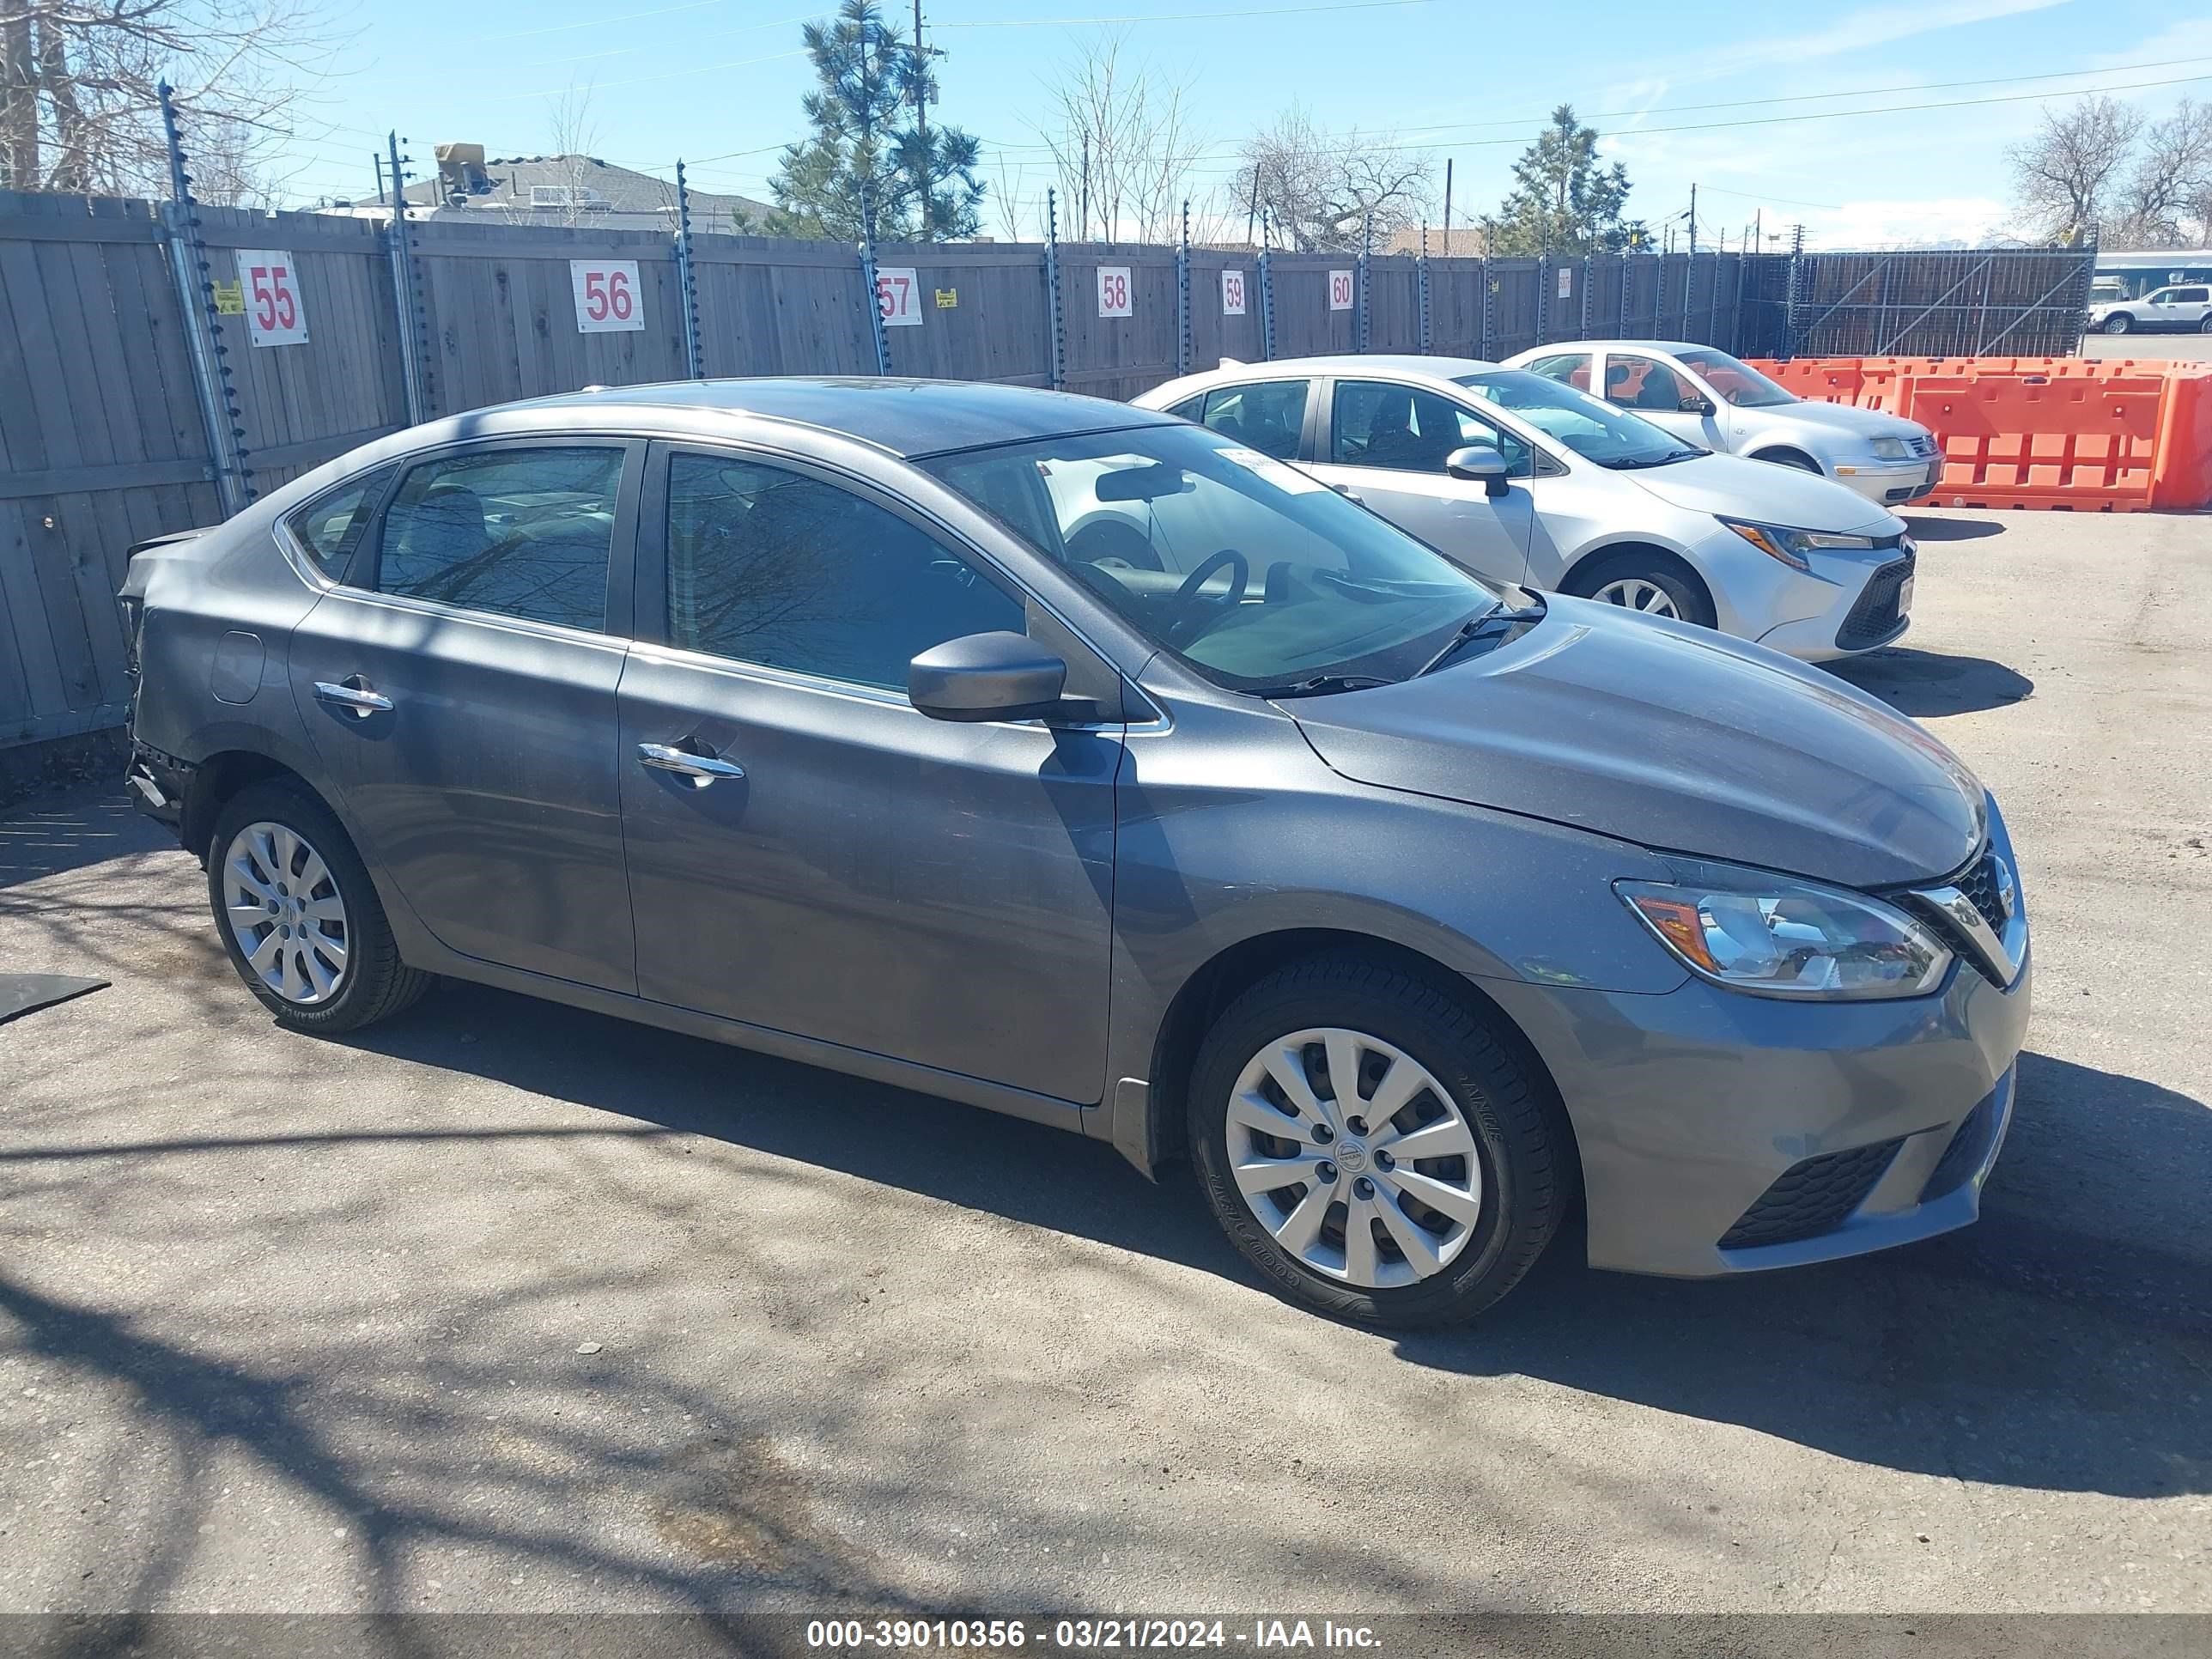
<box><xmin>1797</xmin><ymin>196</ymin><xmax>2014</xmax><ymax>248</ymax></box>
<box><xmin>1640</xmin><ymin>0</ymin><xmax>2075</xmax><ymax>86</ymax></box>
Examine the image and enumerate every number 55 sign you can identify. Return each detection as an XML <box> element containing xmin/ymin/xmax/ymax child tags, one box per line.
<box><xmin>235</xmin><ymin>250</ymin><xmax>307</xmax><ymax>347</ymax></box>
<box><xmin>570</xmin><ymin>260</ymin><xmax>644</xmax><ymax>333</ymax></box>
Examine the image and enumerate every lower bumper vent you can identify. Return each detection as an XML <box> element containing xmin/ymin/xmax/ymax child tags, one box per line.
<box><xmin>1719</xmin><ymin>1139</ymin><xmax>1903</xmax><ymax>1249</ymax></box>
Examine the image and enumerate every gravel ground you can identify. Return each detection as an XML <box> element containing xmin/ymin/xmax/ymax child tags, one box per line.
<box><xmin>2076</xmin><ymin>331</ymin><xmax>2212</xmax><ymax>362</ymax></box>
<box><xmin>0</xmin><ymin>507</ymin><xmax>2207</xmax><ymax>1621</ymax></box>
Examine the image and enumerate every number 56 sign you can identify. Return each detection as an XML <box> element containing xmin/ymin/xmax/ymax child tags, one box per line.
<box><xmin>570</xmin><ymin>260</ymin><xmax>644</xmax><ymax>333</ymax></box>
<box><xmin>235</xmin><ymin>250</ymin><xmax>307</xmax><ymax>347</ymax></box>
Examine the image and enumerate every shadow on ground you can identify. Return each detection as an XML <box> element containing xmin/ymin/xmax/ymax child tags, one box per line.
<box><xmin>1831</xmin><ymin>647</ymin><xmax>2035</xmax><ymax>716</ymax></box>
<box><xmin>307</xmin><ymin>982</ymin><xmax>2212</xmax><ymax>1501</ymax></box>
<box><xmin>1902</xmin><ymin>514</ymin><xmax>2008</xmax><ymax>542</ymax></box>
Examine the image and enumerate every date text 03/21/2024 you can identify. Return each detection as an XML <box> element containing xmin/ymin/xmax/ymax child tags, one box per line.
<box><xmin>805</xmin><ymin>1620</ymin><xmax>1384</xmax><ymax>1650</ymax></box>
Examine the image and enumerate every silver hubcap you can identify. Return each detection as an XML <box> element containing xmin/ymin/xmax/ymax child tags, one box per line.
<box><xmin>1592</xmin><ymin>577</ymin><xmax>1680</xmax><ymax>617</ymax></box>
<box><xmin>1224</xmin><ymin>1027</ymin><xmax>1482</xmax><ymax>1290</ymax></box>
<box><xmin>221</xmin><ymin>821</ymin><xmax>349</xmax><ymax>1006</ymax></box>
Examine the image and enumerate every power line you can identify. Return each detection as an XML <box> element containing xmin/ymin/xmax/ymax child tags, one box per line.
<box><xmin>935</xmin><ymin>0</ymin><xmax>1436</xmax><ymax>24</ymax></box>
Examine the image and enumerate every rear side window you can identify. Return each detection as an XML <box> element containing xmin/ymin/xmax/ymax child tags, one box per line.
<box><xmin>1196</xmin><ymin>380</ymin><xmax>1310</xmax><ymax>459</ymax></box>
<box><xmin>665</xmin><ymin>453</ymin><xmax>1024</xmax><ymax>690</ymax></box>
<box><xmin>1522</xmin><ymin>352</ymin><xmax>1593</xmax><ymax>392</ymax></box>
<box><xmin>374</xmin><ymin>447</ymin><xmax>624</xmax><ymax>632</ymax></box>
<box><xmin>287</xmin><ymin>466</ymin><xmax>393</xmax><ymax>580</ymax></box>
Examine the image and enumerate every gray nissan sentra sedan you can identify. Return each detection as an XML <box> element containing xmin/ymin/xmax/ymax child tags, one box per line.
<box><xmin>118</xmin><ymin>379</ymin><xmax>2031</xmax><ymax>1328</ymax></box>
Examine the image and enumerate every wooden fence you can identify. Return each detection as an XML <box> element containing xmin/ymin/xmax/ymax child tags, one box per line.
<box><xmin>0</xmin><ymin>186</ymin><xmax>1768</xmax><ymax>752</ymax></box>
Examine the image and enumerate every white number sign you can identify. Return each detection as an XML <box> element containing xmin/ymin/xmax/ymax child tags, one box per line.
<box><xmin>1328</xmin><ymin>269</ymin><xmax>1354</xmax><ymax>312</ymax></box>
<box><xmin>1097</xmin><ymin>265</ymin><xmax>1133</xmax><ymax>319</ymax></box>
<box><xmin>1557</xmin><ymin>266</ymin><xmax>1574</xmax><ymax>300</ymax></box>
<box><xmin>1220</xmin><ymin>270</ymin><xmax>1248</xmax><ymax>316</ymax></box>
<box><xmin>875</xmin><ymin>266</ymin><xmax>923</xmax><ymax>327</ymax></box>
<box><xmin>569</xmin><ymin>260</ymin><xmax>643</xmax><ymax>333</ymax></box>
<box><xmin>236</xmin><ymin>250</ymin><xmax>307</xmax><ymax>347</ymax></box>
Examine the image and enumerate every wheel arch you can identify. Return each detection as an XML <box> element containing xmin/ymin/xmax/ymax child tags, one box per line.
<box><xmin>1747</xmin><ymin>444</ymin><xmax>1824</xmax><ymax>473</ymax></box>
<box><xmin>1135</xmin><ymin>927</ymin><xmax>1579</xmax><ymax>1187</ymax></box>
<box><xmin>181</xmin><ymin>744</ymin><xmax>344</xmax><ymax>866</ymax></box>
<box><xmin>1558</xmin><ymin>539</ymin><xmax>1717</xmax><ymax>622</ymax></box>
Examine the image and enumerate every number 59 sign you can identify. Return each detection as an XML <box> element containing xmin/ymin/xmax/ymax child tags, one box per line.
<box><xmin>235</xmin><ymin>249</ymin><xmax>307</xmax><ymax>347</ymax></box>
<box><xmin>570</xmin><ymin>260</ymin><xmax>644</xmax><ymax>333</ymax></box>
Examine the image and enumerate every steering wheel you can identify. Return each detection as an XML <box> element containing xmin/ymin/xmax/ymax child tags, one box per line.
<box><xmin>1164</xmin><ymin>548</ymin><xmax>1250</xmax><ymax>643</ymax></box>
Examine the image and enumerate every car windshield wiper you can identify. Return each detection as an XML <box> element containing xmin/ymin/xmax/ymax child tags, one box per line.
<box><xmin>1603</xmin><ymin>447</ymin><xmax>1705</xmax><ymax>471</ymax></box>
<box><xmin>1248</xmin><ymin>673</ymin><xmax>1397</xmax><ymax>699</ymax></box>
<box><xmin>1411</xmin><ymin>599</ymin><xmax>1546</xmax><ymax>678</ymax></box>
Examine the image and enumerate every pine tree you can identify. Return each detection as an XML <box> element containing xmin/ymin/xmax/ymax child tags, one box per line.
<box><xmin>1492</xmin><ymin>106</ymin><xmax>1643</xmax><ymax>258</ymax></box>
<box><xmin>766</xmin><ymin>0</ymin><xmax>983</xmax><ymax>242</ymax></box>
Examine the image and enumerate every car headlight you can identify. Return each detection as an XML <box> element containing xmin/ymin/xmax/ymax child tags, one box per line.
<box><xmin>1717</xmin><ymin>516</ymin><xmax>1878</xmax><ymax>573</ymax></box>
<box><xmin>1869</xmin><ymin>437</ymin><xmax>1913</xmax><ymax>460</ymax></box>
<box><xmin>1616</xmin><ymin>865</ymin><xmax>1952</xmax><ymax>1000</ymax></box>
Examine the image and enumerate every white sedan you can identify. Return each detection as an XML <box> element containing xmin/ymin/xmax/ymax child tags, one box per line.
<box><xmin>1503</xmin><ymin>340</ymin><xmax>1945</xmax><ymax>508</ymax></box>
<box><xmin>1135</xmin><ymin>355</ymin><xmax>1915</xmax><ymax>662</ymax></box>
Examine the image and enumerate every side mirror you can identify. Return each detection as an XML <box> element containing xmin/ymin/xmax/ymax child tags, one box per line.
<box><xmin>1444</xmin><ymin>444</ymin><xmax>1511</xmax><ymax>499</ymax></box>
<box><xmin>1680</xmin><ymin>394</ymin><xmax>1717</xmax><ymax>416</ymax></box>
<box><xmin>908</xmin><ymin>631</ymin><xmax>1067</xmax><ymax>724</ymax></box>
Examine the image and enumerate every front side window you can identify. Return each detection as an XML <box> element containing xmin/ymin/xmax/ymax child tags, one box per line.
<box><xmin>1195</xmin><ymin>380</ymin><xmax>1311</xmax><ymax>460</ymax></box>
<box><xmin>1603</xmin><ymin>353</ymin><xmax>1692</xmax><ymax>413</ymax></box>
<box><xmin>1456</xmin><ymin>369</ymin><xmax>1700</xmax><ymax>470</ymax></box>
<box><xmin>1330</xmin><ymin>380</ymin><xmax>1528</xmax><ymax>476</ymax></box>
<box><xmin>376</xmin><ymin>447</ymin><xmax>623</xmax><ymax>631</ymax></box>
<box><xmin>665</xmin><ymin>453</ymin><xmax>1024</xmax><ymax>691</ymax></box>
<box><xmin>1674</xmin><ymin>347</ymin><xmax>1797</xmax><ymax>408</ymax></box>
<box><xmin>1522</xmin><ymin>352</ymin><xmax>1594</xmax><ymax>392</ymax></box>
<box><xmin>288</xmin><ymin>465</ymin><xmax>394</xmax><ymax>580</ymax></box>
<box><xmin>924</xmin><ymin>423</ymin><xmax>1494</xmax><ymax>693</ymax></box>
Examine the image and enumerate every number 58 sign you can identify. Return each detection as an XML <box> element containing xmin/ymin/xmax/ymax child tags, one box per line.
<box><xmin>570</xmin><ymin>260</ymin><xmax>644</xmax><ymax>333</ymax></box>
<box><xmin>235</xmin><ymin>249</ymin><xmax>307</xmax><ymax>347</ymax></box>
<box><xmin>1097</xmin><ymin>265</ymin><xmax>1133</xmax><ymax>319</ymax></box>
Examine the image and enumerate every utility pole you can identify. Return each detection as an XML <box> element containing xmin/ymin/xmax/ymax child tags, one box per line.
<box><xmin>911</xmin><ymin>0</ymin><xmax>932</xmax><ymax>239</ymax></box>
<box><xmin>374</xmin><ymin>154</ymin><xmax>387</xmax><ymax>207</ymax></box>
<box><xmin>1442</xmin><ymin>157</ymin><xmax>1453</xmax><ymax>251</ymax></box>
<box><xmin>1754</xmin><ymin>207</ymin><xmax>1762</xmax><ymax>250</ymax></box>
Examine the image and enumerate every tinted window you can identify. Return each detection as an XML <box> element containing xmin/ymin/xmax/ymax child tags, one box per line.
<box><xmin>1166</xmin><ymin>395</ymin><xmax>1205</xmax><ymax>420</ymax></box>
<box><xmin>377</xmin><ymin>447</ymin><xmax>623</xmax><ymax>631</ymax></box>
<box><xmin>1195</xmin><ymin>380</ymin><xmax>1310</xmax><ymax>460</ymax></box>
<box><xmin>1332</xmin><ymin>380</ymin><xmax>1529</xmax><ymax>476</ymax></box>
<box><xmin>288</xmin><ymin>467</ymin><xmax>393</xmax><ymax>580</ymax></box>
<box><xmin>1603</xmin><ymin>354</ymin><xmax>1691</xmax><ymax>412</ymax></box>
<box><xmin>2175</xmin><ymin>288</ymin><xmax>2209</xmax><ymax>303</ymax></box>
<box><xmin>665</xmin><ymin>453</ymin><xmax>1024</xmax><ymax>691</ymax></box>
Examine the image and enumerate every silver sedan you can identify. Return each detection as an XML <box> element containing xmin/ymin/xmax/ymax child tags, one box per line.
<box><xmin>1506</xmin><ymin>340</ymin><xmax>1945</xmax><ymax>508</ymax></box>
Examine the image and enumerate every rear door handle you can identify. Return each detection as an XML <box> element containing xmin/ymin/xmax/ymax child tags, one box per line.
<box><xmin>637</xmin><ymin>741</ymin><xmax>745</xmax><ymax>784</ymax></box>
<box><xmin>314</xmin><ymin>679</ymin><xmax>393</xmax><ymax>717</ymax></box>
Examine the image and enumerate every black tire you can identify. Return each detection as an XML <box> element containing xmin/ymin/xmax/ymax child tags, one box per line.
<box><xmin>2105</xmin><ymin>313</ymin><xmax>2133</xmax><ymax>335</ymax></box>
<box><xmin>1187</xmin><ymin>953</ymin><xmax>1571</xmax><ymax>1328</ymax></box>
<box><xmin>206</xmin><ymin>778</ymin><xmax>430</xmax><ymax>1033</ymax></box>
<box><xmin>2199</xmin><ymin>316</ymin><xmax>2212</xmax><ymax>334</ymax></box>
<box><xmin>1754</xmin><ymin>447</ymin><xmax>1825</xmax><ymax>474</ymax></box>
<box><xmin>1567</xmin><ymin>549</ymin><xmax>1717</xmax><ymax>629</ymax></box>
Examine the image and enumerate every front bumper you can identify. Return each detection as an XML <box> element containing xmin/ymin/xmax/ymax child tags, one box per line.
<box><xmin>1482</xmin><ymin>904</ymin><xmax>2032</xmax><ymax>1279</ymax></box>
<box><xmin>1832</xmin><ymin>454</ymin><xmax>1944</xmax><ymax>507</ymax></box>
<box><xmin>1746</xmin><ymin>542</ymin><xmax>1914</xmax><ymax>663</ymax></box>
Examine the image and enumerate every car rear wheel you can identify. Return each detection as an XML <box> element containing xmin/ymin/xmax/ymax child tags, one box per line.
<box><xmin>1188</xmin><ymin>954</ymin><xmax>1569</xmax><ymax>1328</ymax></box>
<box><xmin>207</xmin><ymin>781</ymin><xmax>430</xmax><ymax>1033</ymax></box>
<box><xmin>2199</xmin><ymin>316</ymin><xmax>2212</xmax><ymax>334</ymax></box>
<box><xmin>2106</xmin><ymin>313</ymin><xmax>2134</xmax><ymax>334</ymax></box>
<box><xmin>1569</xmin><ymin>550</ymin><xmax>1717</xmax><ymax>629</ymax></box>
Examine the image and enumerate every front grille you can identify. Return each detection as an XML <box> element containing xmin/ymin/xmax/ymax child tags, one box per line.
<box><xmin>1907</xmin><ymin>434</ymin><xmax>1940</xmax><ymax>459</ymax></box>
<box><xmin>1718</xmin><ymin>1139</ymin><xmax>1903</xmax><ymax>1249</ymax></box>
<box><xmin>1952</xmin><ymin>848</ymin><xmax>2008</xmax><ymax>933</ymax></box>
<box><xmin>1834</xmin><ymin>549</ymin><xmax>1916</xmax><ymax>650</ymax></box>
<box><xmin>1921</xmin><ymin>1091</ymin><xmax>1997</xmax><ymax>1202</ymax></box>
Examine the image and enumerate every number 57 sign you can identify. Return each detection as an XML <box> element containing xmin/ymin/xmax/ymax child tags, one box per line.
<box><xmin>570</xmin><ymin>260</ymin><xmax>644</xmax><ymax>333</ymax></box>
<box><xmin>235</xmin><ymin>249</ymin><xmax>307</xmax><ymax>347</ymax></box>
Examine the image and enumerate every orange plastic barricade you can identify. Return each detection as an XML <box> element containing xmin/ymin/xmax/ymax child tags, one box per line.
<box><xmin>1744</xmin><ymin>356</ymin><xmax>2212</xmax><ymax>511</ymax></box>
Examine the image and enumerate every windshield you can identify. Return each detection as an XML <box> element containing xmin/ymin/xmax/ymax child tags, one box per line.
<box><xmin>1453</xmin><ymin>369</ymin><xmax>1700</xmax><ymax>469</ymax></box>
<box><xmin>1674</xmin><ymin>348</ymin><xmax>1797</xmax><ymax>408</ymax></box>
<box><xmin>922</xmin><ymin>423</ymin><xmax>1497</xmax><ymax>694</ymax></box>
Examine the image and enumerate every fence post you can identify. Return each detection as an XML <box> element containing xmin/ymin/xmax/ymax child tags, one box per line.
<box><xmin>1417</xmin><ymin>224</ymin><xmax>1431</xmax><ymax>354</ymax></box>
<box><xmin>157</xmin><ymin>82</ymin><xmax>252</xmax><ymax>515</ymax></box>
<box><xmin>1044</xmin><ymin>188</ymin><xmax>1065</xmax><ymax>390</ymax></box>
<box><xmin>385</xmin><ymin>131</ymin><xmax>431</xmax><ymax>424</ymax></box>
<box><xmin>674</xmin><ymin>160</ymin><xmax>704</xmax><ymax>380</ymax></box>
<box><xmin>1619</xmin><ymin>249</ymin><xmax>1632</xmax><ymax>337</ymax></box>
<box><xmin>1707</xmin><ymin>248</ymin><xmax>1719</xmax><ymax>343</ymax></box>
<box><xmin>1734</xmin><ymin>249</ymin><xmax>1748</xmax><ymax>354</ymax></box>
<box><xmin>1478</xmin><ymin>255</ymin><xmax>1491</xmax><ymax>359</ymax></box>
<box><xmin>1356</xmin><ymin>211</ymin><xmax>1371</xmax><ymax>353</ymax></box>
<box><xmin>1784</xmin><ymin>224</ymin><xmax>1804</xmax><ymax>358</ymax></box>
<box><xmin>1581</xmin><ymin>254</ymin><xmax>1593</xmax><ymax>337</ymax></box>
<box><xmin>859</xmin><ymin>185</ymin><xmax>890</xmax><ymax>375</ymax></box>
<box><xmin>1534</xmin><ymin>253</ymin><xmax>1547</xmax><ymax>347</ymax></box>
<box><xmin>1257</xmin><ymin>211</ymin><xmax>1276</xmax><ymax>362</ymax></box>
<box><xmin>1176</xmin><ymin>199</ymin><xmax>1191</xmax><ymax>377</ymax></box>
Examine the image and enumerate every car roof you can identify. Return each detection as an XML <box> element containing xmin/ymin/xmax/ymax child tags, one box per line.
<box><xmin>1212</xmin><ymin>354</ymin><xmax>1503</xmax><ymax>378</ymax></box>
<box><xmin>513</xmin><ymin>377</ymin><xmax>1175</xmax><ymax>459</ymax></box>
<box><xmin>1512</xmin><ymin>340</ymin><xmax>1709</xmax><ymax>356</ymax></box>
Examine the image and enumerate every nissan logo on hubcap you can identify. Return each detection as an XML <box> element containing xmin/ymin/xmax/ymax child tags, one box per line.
<box><xmin>1335</xmin><ymin>1140</ymin><xmax>1369</xmax><ymax>1174</ymax></box>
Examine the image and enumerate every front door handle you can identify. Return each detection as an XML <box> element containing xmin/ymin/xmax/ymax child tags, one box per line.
<box><xmin>637</xmin><ymin>741</ymin><xmax>745</xmax><ymax>785</ymax></box>
<box><xmin>314</xmin><ymin>678</ymin><xmax>393</xmax><ymax>717</ymax></box>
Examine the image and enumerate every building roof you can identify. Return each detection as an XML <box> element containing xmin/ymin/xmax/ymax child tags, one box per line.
<box><xmin>403</xmin><ymin>152</ymin><xmax>771</xmax><ymax>233</ymax></box>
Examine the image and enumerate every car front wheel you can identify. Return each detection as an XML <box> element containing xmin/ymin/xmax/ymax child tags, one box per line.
<box><xmin>1188</xmin><ymin>954</ymin><xmax>1570</xmax><ymax>1327</ymax></box>
<box><xmin>2106</xmin><ymin>313</ymin><xmax>2133</xmax><ymax>334</ymax></box>
<box><xmin>207</xmin><ymin>780</ymin><xmax>430</xmax><ymax>1032</ymax></box>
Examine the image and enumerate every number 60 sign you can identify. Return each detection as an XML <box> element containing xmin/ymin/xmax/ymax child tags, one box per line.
<box><xmin>570</xmin><ymin>260</ymin><xmax>644</xmax><ymax>333</ymax></box>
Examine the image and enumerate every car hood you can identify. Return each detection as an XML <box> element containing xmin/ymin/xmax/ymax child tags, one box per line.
<box><xmin>1762</xmin><ymin>398</ymin><xmax>1929</xmax><ymax>443</ymax></box>
<box><xmin>1619</xmin><ymin>451</ymin><xmax>1903</xmax><ymax>534</ymax></box>
<box><xmin>1285</xmin><ymin>598</ymin><xmax>1986</xmax><ymax>890</ymax></box>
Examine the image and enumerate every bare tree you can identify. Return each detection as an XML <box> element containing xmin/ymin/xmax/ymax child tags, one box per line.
<box><xmin>2109</xmin><ymin>97</ymin><xmax>2212</xmax><ymax>246</ymax></box>
<box><xmin>1036</xmin><ymin>30</ymin><xmax>1202</xmax><ymax>243</ymax></box>
<box><xmin>0</xmin><ymin>0</ymin><xmax>333</xmax><ymax>198</ymax></box>
<box><xmin>2008</xmin><ymin>95</ymin><xmax>2142</xmax><ymax>245</ymax></box>
<box><xmin>545</xmin><ymin>81</ymin><xmax>599</xmax><ymax>228</ymax></box>
<box><xmin>1222</xmin><ymin>104</ymin><xmax>1431</xmax><ymax>252</ymax></box>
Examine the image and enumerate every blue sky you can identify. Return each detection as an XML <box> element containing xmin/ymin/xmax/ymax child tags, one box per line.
<box><xmin>272</xmin><ymin>0</ymin><xmax>2212</xmax><ymax>247</ymax></box>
